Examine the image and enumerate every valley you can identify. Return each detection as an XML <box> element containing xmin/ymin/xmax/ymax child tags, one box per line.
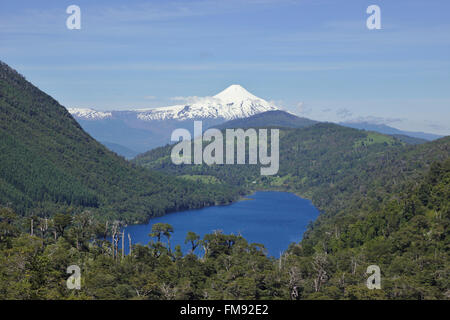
<box><xmin>1</xmin><ymin>0</ymin><xmax>449</xmax><ymax>306</ymax></box>
<box><xmin>0</xmin><ymin>60</ymin><xmax>448</xmax><ymax>300</ymax></box>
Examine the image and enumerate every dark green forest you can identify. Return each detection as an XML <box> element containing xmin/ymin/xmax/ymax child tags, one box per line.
<box><xmin>1</xmin><ymin>159</ymin><xmax>448</xmax><ymax>299</ymax></box>
<box><xmin>0</xmin><ymin>61</ymin><xmax>448</xmax><ymax>299</ymax></box>
<box><xmin>0</xmin><ymin>61</ymin><xmax>241</xmax><ymax>224</ymax></box>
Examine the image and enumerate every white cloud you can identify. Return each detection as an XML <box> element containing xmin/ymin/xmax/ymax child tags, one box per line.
<box><xmin>336</xmin><ymin>108</ymin><xmax>353</xmax><ymax>119</ymax></box>
<box><xmin>267</xmin><ymin>99</ymin><xmax>285</xmax><ymax>109</ymax></box>
<box><xmin>170</xmin><ymin>95</ymin><xmax>221</xmax><ymax>105</ymax></box>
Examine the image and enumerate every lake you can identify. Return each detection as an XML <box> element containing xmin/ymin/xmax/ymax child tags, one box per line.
<box><xmin>121</xmin><ymin>191</ymin><xmax>319</xmax><ymax>257</ymax></box>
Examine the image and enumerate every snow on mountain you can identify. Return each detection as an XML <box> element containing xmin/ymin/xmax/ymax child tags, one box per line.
<box><xmin>137</xmin><ymin>85</ymin><xmax>279</xmax><ymax>121</ymax></box>
<box><xmin>68</xmin><ymin>108</ymin><xmax>112</xmax><ymax>120</ymax></box>
<box><xmin>68</xmin><ymin>85</ymin><xmax>279</xmax><ymax>121</ymax></box>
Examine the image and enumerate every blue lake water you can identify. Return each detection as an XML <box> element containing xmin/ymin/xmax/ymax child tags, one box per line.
<box><xmin>121</xmin><ymin>191</ymin><xmax>319</xmax><ymax>257</ymax></box>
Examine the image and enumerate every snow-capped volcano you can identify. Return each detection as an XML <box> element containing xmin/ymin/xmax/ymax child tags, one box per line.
<box><xmin>68</xmin><ymin>85</ymin><xmax>279</xmax><ymax>121</ymax></box>
<box><xmin>67</xmin><ymin>85</ymin><xmax>281</xmax><ymax>154</ymax></box>
<box><xmin>136</xmin><ymin>84</ymin><xmax>279</xmax><ymax>121</ymax></box>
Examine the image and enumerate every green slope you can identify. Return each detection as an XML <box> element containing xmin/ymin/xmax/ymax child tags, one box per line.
<box><xmin>134</xmin><ymin>123</ymin><xmax>449</xmax><ymax>298</ymax></box>
<box><xmin>212</xmin><ymin>110</ymin><xmax>317</xmax><ymax>130</ymax></box>
<box><xmin>0</xmin><ymin>60</ymin><xmax>448</xmax><ymax>299</ymax></box>
<box><xmin>135</xmin><ymin>123</ymin><xmax>448</xmax><ymax>229</ymax></box>
<box><xmin>0</xmin><ymin>158</ymin><xmax>447</xmax><ymax>299</ymax></box>
<box><xmin>288</xmin><ymin>158</ymin><xmax>450</xmax><ymax>299</ymax></box>
<box><xmin>0</xmin><ymin>61</ymin><xmax>240</xmax><ymax>223</ymax></box>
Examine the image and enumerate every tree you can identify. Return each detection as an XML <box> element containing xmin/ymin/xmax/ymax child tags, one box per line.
<box><xmin>70</xmin><ymin>210</ymin><xmax>95</xmax><ymax>250</ymax></box>
<box><xmin>52</xmin><ymin>213</ymin><xmax>72</xmax><ymax>238</ymax></box>
<box><xmin>312</xmin><ymin>253</ymin><xmax>328</xmax><ymax>292</ymax></box>
<box><xmin>0</xmin><ymin>207</ymin><xmax>19</xmax><ymax>243</ymax></box>
<box><xmin>150</xmin><ymin>223</ymin><xmax>174</xmax><ymax>253</ymax></box>
<box><xmin>185</xmin><ymin>231</ymin><xmax>200</xmax><ymax>254</ymax></box>
<box><xmin>150</xmin><ymin>223</ymin><xmax>164</xmax><ymax>243</ymax></box>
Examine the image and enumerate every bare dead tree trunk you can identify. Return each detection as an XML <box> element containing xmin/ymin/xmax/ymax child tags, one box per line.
<box><xmin>289</xmin><ymin>266</ymin><xmax>301</xmax><ymax>300</ymax></box>
<box><xmin>279</xmin><ymin>252</ymin><xmax>282</xmax><ymax>269</ymax></box>
<box><xmin>111</xmin><ymin>234</ymin><xmax>114</xmax><ymax>259</ymax></box>
<box><xmin>351</xmin><ymin>257</ymin><xmax>357</xmax><ymax>275</ymax></box>
<box><xmin>121</xmin><ymin>230</ymin><xmax>125</xmax><ymax>260</ymax></box>
<box><xmin>339</xmin><ymin>272</ymin><xmax>345</xmax><ymax>288</ymax></box>
<box><xmin>128</xmin><ymin>233</ymin><xmax>132</xmax><ymax>256</ymax></box>
<box><xmin>30</xmin><ymin>218</ymin><xmax>33</xmax><ymax>236</ymax></box>
<box><xmin>113</xmin><ymin>234</ymin><xmax>119</xmax><ymax>261</ymax></box>
<box><xmin>312</xmin><ymin>253</ymin><xmax>328</xmax><ymax>292</ymax></box>
<box><xmin>38</xmin><ymin>217</ymin><xmax>45</xmax><ymax>238</ymax></box>
<box><xmin>334</xmin><ymin>225</ymin><xmax>340</xmax><ymax>239</ymax></box>
<box><xmin>160</xmin><ymin>283</ymin><xmax>177</xmax><ymax>300</ymax></box>
<box><xmin>111</xmin><ymin>222</ymin><xmax>119</xmax><ymax>259</ymax></box>
<box><xmin>104</xmin><ymin>221</ymin><xmax>109</xmax><ymax>240</ymax></box>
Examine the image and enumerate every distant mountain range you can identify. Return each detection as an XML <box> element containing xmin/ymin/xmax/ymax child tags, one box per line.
<box><xmin>101</xmin><ymin>141</ymin><xmax>140</xmax><ymax>159</ymax></box>
<box><xmin>68</xmin><ymin>85</ymin><xmax>443</xmax><ymax>158</ymax></box>
<box><xmin>212</xmin><ymin>110</ymin><xmax>317</xmax><ymax>130</ymax></box>
<box><xmin>68</xmin><ymin>85</ymin><xmax>281</xmax><ymax>154</ymax></box>
<box><xmin>70</xmin><ymin>85</ymin><xmax>278</xmax><ymax>121</ymax></box>
<box><xmin>2</xmin><ymin>60</ymin><xmax>449</xmax><ymax>300</ymax></box>
<box><xmin>134</xmin><ymin>111</ymin><xmax>450</xmax><ymax>300</ymax></box>
<box><xmin>340</xmin><ymin>121</ymin><xmax>443</xmax><ymax>141</ymax></box>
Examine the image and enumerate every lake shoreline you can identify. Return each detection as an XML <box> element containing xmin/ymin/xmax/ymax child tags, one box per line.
<box><xmin>121</xmin><ymin>191</ymin><xmax>320</xmax><ymax>257</ymax></box>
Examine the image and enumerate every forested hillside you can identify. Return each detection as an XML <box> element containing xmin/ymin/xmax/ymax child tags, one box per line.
<box><xmin>211</xmin><ymin>110</ymin><xmax>317</xmax><ymax>130</ymax></box>
<box><xmin>0</xmin><ymin>159</ymin><xmax>447</xmax><ymax>299</ymax></box>
<box><xmin>0</xmin><ymin>60</ymin><xmax>448</xmax><ymax>299</ymax></box>
<box><xmin>0</xmin><ymin>61</ymin><xmax>241</xmax><ymax>223</ymax></box>
<box><xmin>134</xmin><ymin>123</ymin><xmax>449</xmax><ymax>298</ymax></box>
<box><xmin>135</xmin><ymin>124</ymin><xmax>449</xmax><ymax>247</ymax></box>
<box><xmin>135</xmin><ymin>123</ymin><xmax>448</xmax><ymax>188</ymax></box>
<box><xmin>287</xmin><ymin>158</ymin><xmax>449</xmax><ymax>299</ymax></box>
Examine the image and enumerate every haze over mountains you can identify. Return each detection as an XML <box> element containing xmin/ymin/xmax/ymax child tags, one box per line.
<box><xmin>68</xmin><ymin>85</ymin><xmax>443</xmax><ymax>158</ymax></box>
<box><xmin>68</xmin><ymin>85</ymin><xmax>280</xmax><ymax>157</ymax></box>
<box><xmin>340</xmin><ymin>121</ymin><xmax>443</xmax><ymax>141</ymax></box>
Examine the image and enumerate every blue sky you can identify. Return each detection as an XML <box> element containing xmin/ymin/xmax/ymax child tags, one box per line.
<box><xmin>1</xmin><ymin>0</ymin><xmax>449</xmax><ymax>134</ymax></box>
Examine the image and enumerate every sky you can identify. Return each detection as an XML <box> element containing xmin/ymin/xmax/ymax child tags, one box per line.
<box><xmin>0</xmin><ymin>0</ymin><xmax>449</xmax><ymax>135</ymax></box>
